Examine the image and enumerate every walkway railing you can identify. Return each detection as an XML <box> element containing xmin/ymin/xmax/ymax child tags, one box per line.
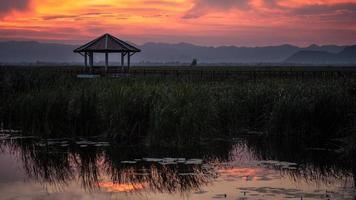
<box><xmin>62</xmin><ymin>66</ymin><xmax>356</xmax><ymax>80</ymax></box>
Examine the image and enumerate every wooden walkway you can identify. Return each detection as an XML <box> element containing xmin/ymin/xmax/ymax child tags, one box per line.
<box><xmin>63</xmin><ymin>67</ymin><xmax>356</xmax><ymax>80</ymax></box>
<box><xmin>2</xmin><ymin>65</ymin><xmax>356</xmax><ymax>80</ymax></box>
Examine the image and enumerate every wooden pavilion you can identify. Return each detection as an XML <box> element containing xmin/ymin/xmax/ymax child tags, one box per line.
<box><xmin>74</xmin><ymin>33</ymin><xmax>141</xmax><ymax>72</ymax></box>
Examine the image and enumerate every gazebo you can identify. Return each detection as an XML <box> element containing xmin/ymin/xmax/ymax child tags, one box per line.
<box><xmin>74</xmin><ymin>33</ymin><xmax>141</xmax><ymax>72</ymax></box>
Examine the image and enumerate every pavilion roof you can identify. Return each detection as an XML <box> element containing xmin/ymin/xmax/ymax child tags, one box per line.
<box><xmin>74</xmin><ymin>33</ymin><xmax>141</xmax><ymax>53</ymax></box>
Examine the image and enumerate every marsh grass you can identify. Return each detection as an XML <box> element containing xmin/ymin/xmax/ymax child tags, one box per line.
<box><xmin>1</xmin><ymin>68</ymin><xmax>355</xmax><ymax>147</ymax></box>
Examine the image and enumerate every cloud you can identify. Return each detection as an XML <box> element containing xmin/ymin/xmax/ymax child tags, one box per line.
<box><xmin>1</xmin><ymin>0</ymin><xmax>356</xmax><ymax>46</ymax></box>
<box><xmin>0</xmin><ymin>0</ymin><xmax>31</xmax><ymax>16</ymax></box>
<box><xmin>292</xmin><ymin>3</ymin><xmax>356</xmax><ymax>15</ymax></box>
<box><xmin>183</xmin><ymin>0</ymin><xmax>251</xmax><ymax>19</ymax></box>
<box><xmin>288</xmin><ymin>3</ymin><xmax>356</xmax><ymax>25</ymax></box>
<box><xmin>42</xmin><ymin>15</ymin><xmax>77</xmax><ymax>20</ymax></box>
<box><xmin>262</xmin><ymin>0</ymin><xmax>283</xmax><ymax>9</ymax></box>
<box><xmin>41</xmin><ymin>13</ymin><xmax>114</xmax><ymax>21</ymax></box>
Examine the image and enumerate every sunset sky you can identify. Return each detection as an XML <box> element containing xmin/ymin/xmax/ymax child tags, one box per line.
<box><xmin>0</xmin><ymin>0</ymin><xmax>356</xmax><ymax>46</ymax></box>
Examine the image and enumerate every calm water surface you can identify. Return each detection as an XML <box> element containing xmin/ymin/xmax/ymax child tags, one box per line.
<box><xmin>0</xmin><ymin>133</ymin><xmax>355</xmax><ymax>200</ymax></box>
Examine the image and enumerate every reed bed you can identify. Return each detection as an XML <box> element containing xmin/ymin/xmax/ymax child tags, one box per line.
<box><xmin>1</xmin><ymin>68</ymin><xmax>355</xmax><ymax>149</ymax></box>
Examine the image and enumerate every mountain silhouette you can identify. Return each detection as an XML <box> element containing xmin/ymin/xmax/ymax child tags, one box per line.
<box><xmin>285</xmin><ymin>45</ymin><xmax>356</xmax><ymax>64</ymax></box>
<box><xmin>0</xmin><ymin>40</ymin><xmax>353</xmax><ymax>64</ymax></box>
<box><xmin>137</xmin><ymin>43</ymin><xmax>301</xmax><ymax>63</ymax></box>
<box><xmin>0</xmin><ymin>41</ymin><xmax>81</xmax><ymax>63</ymax></box>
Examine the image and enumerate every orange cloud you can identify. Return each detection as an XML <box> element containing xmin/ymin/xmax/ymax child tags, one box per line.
<box><xmin>0</xmin><ymin>0</ymin><xmax>356</xmax><ymax>46</ymax></box>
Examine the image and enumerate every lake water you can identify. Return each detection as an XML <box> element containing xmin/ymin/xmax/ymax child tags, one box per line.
<box><xmin>0</xmin><ymin>133</ymin><xmax>355</xmax><ymax>200</ymax></box>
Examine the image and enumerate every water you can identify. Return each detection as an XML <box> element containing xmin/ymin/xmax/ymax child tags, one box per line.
<box><xmin>0</xmin><ymin>134</ymin><xmax>355</xmax><ymax>200</ymax></box>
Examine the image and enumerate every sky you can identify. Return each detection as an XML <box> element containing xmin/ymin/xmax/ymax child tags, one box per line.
<box><xmin>0</xmin><ymin>0</ymin><xmax>356</xmax><ymax>46</ymax></box>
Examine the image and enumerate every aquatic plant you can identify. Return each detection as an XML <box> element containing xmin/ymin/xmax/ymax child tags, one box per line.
<box><xmin>1</xmin><ymin>68</ymin><xmax>355</xmax><ymax>147</ymax></box>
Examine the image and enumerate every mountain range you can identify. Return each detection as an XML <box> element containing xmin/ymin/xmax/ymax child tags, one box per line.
<box><xmin>0</xmin><ymin>41</ymin><xmax>355</xmax><ymax>65</ymax></box>
<box><xmin>286</xmin><ymin>45</ymin><xmax>356</xmax><ymax>64</ymax></box>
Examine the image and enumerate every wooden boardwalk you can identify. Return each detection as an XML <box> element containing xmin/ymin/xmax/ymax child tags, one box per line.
<box><xmin>63</xmin><ymin>66</ymin><xmax>356</xmax><ymax>80</ymax></box>
<box><xmin>2</xmin><ymin>65</ymin><xmax>356</xmax><ymax>80</ymax></box>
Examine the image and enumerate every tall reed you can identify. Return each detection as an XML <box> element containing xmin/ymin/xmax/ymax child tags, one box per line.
<box><xmin>1</xmin><ymin>68</ymin><xmax>355</xmax><ymax>147</ymax></box>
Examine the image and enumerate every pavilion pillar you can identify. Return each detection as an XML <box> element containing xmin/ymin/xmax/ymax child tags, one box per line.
<box><xmin>89</xmin><ymin>52</ymin><xmax>94</xmax><ymax>67</ymax></box>
<box><xmin>121</xmin><ymin>53</ymin><xmax>125</xmax><ymax>72</ymax></box>
<box><xmin>84</xmin><ymin>52</ymin><xmax>88</xmax><ymax>67</ymax></box>
<box><xmin>127</xmin><ymin>53</ymin><xmax>131</xmax><ymax>72</ymax></box>
<box><xmin>105</xmin><ymin>52</ymin><xmax>109</xmax><ymax>73</ymax></box>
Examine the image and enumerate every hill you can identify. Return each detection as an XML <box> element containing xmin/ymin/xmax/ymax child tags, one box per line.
<box><xmin>0</xmin><ymin>41</ymin><xmax>351</xmax><ymax>64</ymax></box>
<box><xmin>285</xmin><ymin>45</ymin><xmax>356</xmax><ymax>64</ymax></box>
<box><xmin>0</xmin><ymin>41</ymin><xmax>81</xmax><ymax>63</ymax></box>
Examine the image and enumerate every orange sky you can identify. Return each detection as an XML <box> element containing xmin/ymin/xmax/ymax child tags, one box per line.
<box><xmin>1</xmin><ymin>0</ymin><xmax>356</xmax><ymax>46</ymax></box>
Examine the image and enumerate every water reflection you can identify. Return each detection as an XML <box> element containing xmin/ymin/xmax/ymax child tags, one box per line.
<box><xmin>0</xmin><ymin>135</ymin><xmax>229</xmax><ymax>193</ymax></box>
<box><xmin>0</xmin><ymin>134</ymin><xmax>355</xmax><ymax>199</ymax></box>
<box><xmin>243</xmin><ymin>136</ymin><xmax>356</xmax><ymax>187</ymax></box>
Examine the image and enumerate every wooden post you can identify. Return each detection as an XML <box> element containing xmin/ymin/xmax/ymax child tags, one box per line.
<box><xmin>105</xmin><ymin>52</ymin><xmax>109</xmax><ymax>73</ymax></box>
<box><xmin>88</xmin><ymin>52</ymin><xmax>91</xmax><ymax>67</ymax></box>
<box><xmin>117</xmin><ymin>53</ymin><xmax>120</xmax><ymax>73</ymax></box>
<box><xmin>121</xmin><ymin>53</ymin><xmax>125</xmax><ymax>72</ymax></box>
<box><xmin>127</xmin><ymin>53</ymin><xmax>131</xmax><ymax>72</ymax></box>
<box><xmin>89</xmin><ymin>52</ymin><xmax>94</xmax><ymax>67</ymax></box>
<box><xmin>84</xmin><ymin>52</ymin><xmax>88</xmax><ymax>68</ymax></box>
